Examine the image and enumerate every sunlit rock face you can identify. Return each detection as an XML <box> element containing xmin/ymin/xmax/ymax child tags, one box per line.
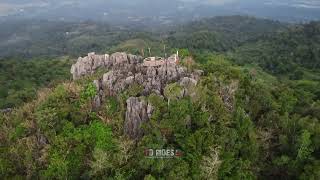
<box><xmin>71</xmin><ymin>52</ymin><xmax>201</xmax><ymax>139</ymax></box>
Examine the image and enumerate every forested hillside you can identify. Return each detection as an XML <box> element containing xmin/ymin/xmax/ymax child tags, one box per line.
<box><xmin>167</xmin><ymin>16</ymin><xmax>287</xmax><ymax>52</ymax></box>
<box><xmin>229</xmin><ymin>21</ymin><xmax>320</xmax><ymax>75</ymax></box>
<box><xmin>0</xmin><ymin>58</ymin><xmax>72</xmax><ymax>109</ymax></box>
<box><xmin>0</xmin><ymin>16</ymin><xmax>319</xmax><ymax>179</ymax></box>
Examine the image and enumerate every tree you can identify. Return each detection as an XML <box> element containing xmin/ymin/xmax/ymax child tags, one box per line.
<box><xmin>200</xmin><ymin>146</ymin><xmax>222</xmax><ymax>180</ymax></box>
<box><xmin>296</xmin><ymin>130</ymin><xmax>313</xmax><ymax>162</ymax></box>
<box><xmin>164</xmin><ymin>83</ymin><xmax>183</xmax><ymax>107</ymax></box>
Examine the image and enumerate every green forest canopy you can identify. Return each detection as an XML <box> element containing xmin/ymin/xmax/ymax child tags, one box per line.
<box><xmin>0</xmin><ymin>16</ymin><xmax>319</xmax><ymax>179</ymax></box>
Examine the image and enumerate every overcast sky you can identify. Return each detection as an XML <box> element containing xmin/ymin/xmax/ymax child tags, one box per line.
<box><xmin>1</xmin><ymin>0</ymin><xmax>320</xmax><ymax>17</ymax></box>
<box><xmin>1</xmin><ymin>0</ymin><xmax>319</xmax><ymax>5</ymax></box>
<box><xmin>1</xmin><ymin>0</ymin><xmax>320</xmax><ymax>7</ymax></box>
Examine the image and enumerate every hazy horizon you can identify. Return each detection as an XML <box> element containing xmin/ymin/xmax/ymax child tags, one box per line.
<box><xmin>1</xmin><ymin>0</ymin><xmax>320</xmax><ymax>23</ymax></box>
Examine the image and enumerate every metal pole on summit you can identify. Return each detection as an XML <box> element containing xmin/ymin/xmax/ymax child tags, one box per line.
<box><xmin>175</xmin><ymin>50</ymin><xmax>179</xmax><ymax>64</ymax></box>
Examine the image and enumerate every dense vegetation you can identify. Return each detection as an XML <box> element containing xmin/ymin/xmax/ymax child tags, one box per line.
<box><xmin>229</xmin><ymin>21</ymin><xmax>320</xmax><ymax>75</ymax></box>
<box><xmin>0</xmin><ymin>58</ymin><xmax>72</xmax><ymax>109</ymax></box>
<box><xmin>167</xmin><ymin>16</ymin><xmax>287</xmax><ymax>52</ymax></box>
<box><xmin>1</xmin><ymin>53</ymin><xmax>319</xmax><ymax>179</ymax></box>
<box><xmin>0</xmin><ymin>16</ymin><xmax>319</xmax><ymax>179</ymax></box>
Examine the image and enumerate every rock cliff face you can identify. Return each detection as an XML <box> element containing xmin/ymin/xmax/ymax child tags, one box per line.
<box><xmin>71</xmin><ymin>52</ymin><xmax>201</xmax><ymax>139</ymax></box>
<box><xmin>70</xmin><ymin>52</ymin><xmax>141</xmax><ymax>80</ymax></box>
<box><xmin>124</xmin><ymin>97</ymin><xmax>153</xmax><ymax>139</ymax></box>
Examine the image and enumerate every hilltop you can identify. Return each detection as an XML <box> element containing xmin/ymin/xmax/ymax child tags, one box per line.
<box><xmin>71</xmin><ymin>52</ymin><xmax>203</xmax><ymax>138</ymax></box>
<box><xmin>1</xmin><ymin>49</ymin><xmax>319</xmax><ymax>179</ymax></box>
<box><xmin>0</xmin><ymin>16</ymin><xmax>319</xmax><ymax>179</ymax></box>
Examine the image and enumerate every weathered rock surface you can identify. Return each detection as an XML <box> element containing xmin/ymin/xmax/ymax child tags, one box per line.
<box><xmin>124</xmin><ymin>97</ymin><xmax>153</xmax><ymax>139</ymax></box>
<box><xmin>71</xmin><ymin>52</ymin><xmax>201</xmax><ymax>139</ymax></box>
<box><xmin>71</xmin><ymin>52</ymin><xmax>142</xmax><ymax>80</ymax></box>
<box><xmin>101</xmin><ymin>62</ymin><xmax>188</xmax><ymax>96</ymax></box>
<box><xmin>180</xmin><ymin>77</ymin><xmax>198</xmax><ymax>97</ymax></box>
<box><xmin>71</xmin><ymin>52</ymin><xmax>109</xmax><ymax>79</ymax></box>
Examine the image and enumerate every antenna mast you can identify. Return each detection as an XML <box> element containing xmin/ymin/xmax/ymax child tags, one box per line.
<box><xmin>164</xmin><ymin>44</ymin><xmax>167</xmax><ymax>58</ymax></box>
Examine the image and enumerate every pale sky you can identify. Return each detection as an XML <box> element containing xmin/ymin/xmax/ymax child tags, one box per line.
<box><xmin>1</xmin><ymin>0</ymin><xmax>319</xmax><ymax>7</ymax></box>
<box><xmin>1</xmin><ymin>0</ymin><xmax>319</xmax><ymax>16</ymax></box>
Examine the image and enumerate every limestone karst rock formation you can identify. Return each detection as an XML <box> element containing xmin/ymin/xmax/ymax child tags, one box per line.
<box><xmin>71</xmin><ymin>52</ymin><xmax>201</xmax><ymax>139</ymax></box>
<box><xmin>70</xmin><ymin>52</ymin><xmax>141</xmax><ymax>80</ymax></box>
<box><xmin>124</xmin><ymin>97</ymin><xmax>154</xmax><ymax>139</ymax></box>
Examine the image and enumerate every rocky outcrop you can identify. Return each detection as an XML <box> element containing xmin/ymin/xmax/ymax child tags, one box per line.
<box><xmin>101</xmin><ymin>61</ymin><xmax>188</xmax><ymax>96</ymax></box>
<box><xmin>124</xmin><ymin>97</ymin><xmax>153</xmax><ymax>139</ymax></box>
<box><xmin>70</xmin><ymin>52</ymin><xmax>143</xmax><ymax>80</ymax></box>
<box><xmin>71</xmin><ymin>52</ymin><xmax>201</xmax><ymax>139</ymax></box>
<box><xmin>71</xmin><ymin>52</ymin><xmax>108</xmax><ymax>80</ymax></box>
<box><xmin>180</xmin><ymin>77</ymin><xmax>198</xmax><ymax>97</ymax></box>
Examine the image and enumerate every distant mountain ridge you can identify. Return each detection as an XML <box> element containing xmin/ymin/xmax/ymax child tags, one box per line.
<box><xmin>0</xmin><ymin>16</ymin><xmax>287</xmax><ymax>58</ymax></box>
